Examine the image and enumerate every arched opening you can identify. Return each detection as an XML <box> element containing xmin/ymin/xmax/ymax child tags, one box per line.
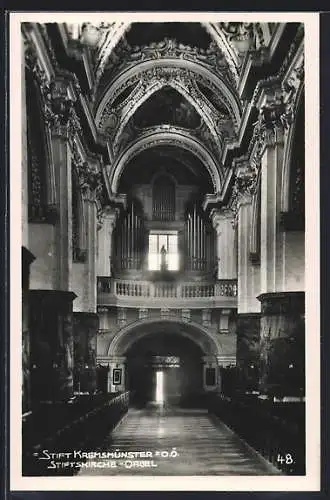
<box><xmin>108</xmin><ymin>318</ymin><xmax>221</xmax><ymax>408</ymax></box>
<box><xmin>126</xmin><ymin>331</ymin><xmax>205</xmax><ymax>408</ymax></box>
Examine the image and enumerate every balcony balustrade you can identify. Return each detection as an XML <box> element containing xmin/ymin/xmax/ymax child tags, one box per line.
<box><xmin>97</xmin><ymin>277</ymin><xmax>237</xmax><ymax>308</ymax></box>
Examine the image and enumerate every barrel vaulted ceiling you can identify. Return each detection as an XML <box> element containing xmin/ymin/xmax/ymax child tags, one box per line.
<box><xmin>62</xmin><ymin>21</ymin><xmax>281</xmax><ymax>200</ymax></box>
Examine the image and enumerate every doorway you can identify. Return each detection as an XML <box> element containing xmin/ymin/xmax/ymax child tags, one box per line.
<box><xmin>126</xmin><ymin>331</ymin><xmax>204</xmax><ymax>408</ymax></box>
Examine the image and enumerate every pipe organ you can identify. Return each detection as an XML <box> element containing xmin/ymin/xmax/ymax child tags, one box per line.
<box><xmin>114</xmin><ymin>201</ymin><xmax>146</xmax><ymax>271</ymax></box>
<box><xmin>184</xmin><ymin>204</ymin><xmax>215</xmax><ymax>272</ymax></box>
<box><xmin>152</xmin><ymin>175</ymin><xmax>176</xmax><ymax>221</ymax></box>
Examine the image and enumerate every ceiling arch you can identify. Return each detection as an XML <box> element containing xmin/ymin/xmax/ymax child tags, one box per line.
<box><xmin>109</xmin><ymin>128</ymin><xmax>222</xmax><ymax>194</ymax></box>
<box><xmin>118</xmin><ymin>145</ymin><xmax>213</xmax><ymax>193</ymax></box>
<box><xmin>95</xmin><ymin>58</ymin><xmax>242</xmax><ymax>133</ymax></box>
<box><xmin>110</xmin><ymin>77</ymin><xmax>224</xmax><ymax>158</ymax></box>
<box><xmin>78</xmin><ymin>22</ymin><xmax>243</xmax><ymax>96</ymax></box>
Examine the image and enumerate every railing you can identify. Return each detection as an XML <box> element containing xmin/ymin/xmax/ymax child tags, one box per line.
<box><xmin>97</xmin><ymin>277</ymin><xmax>237</xmax><ymax>304</ymax></box>
<box><xmin>182</xmin><ymin>284</ymin><xmax>214</xmax><ymax>298</ymax></box>
<box><xmin>154</xmin><ymin>282</ymin><xmax>177</xmax><ymax>298</ymax></box>
<box><xmin>115</xmin><ymin>281</ymin><xmax>150</xmax><ymax>297</ymax></box>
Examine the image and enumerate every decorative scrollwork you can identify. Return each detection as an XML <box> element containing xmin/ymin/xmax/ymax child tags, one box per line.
<box><xmin>228</xmin><ymin>156</ymin><xmax>258</xmax><ymax>226</ymax></box>
<box><xmin>97</xmin><ymin>52</ymin><xmax>241</xmax><ymax>137</ymax></box>
<box><xmin>100</xmin><ymin>37</ymin><xmax>237</xmax><ymax>89</ymax></box>
<box><xmin>71</xmin><ymin>142</ymin><xmax>103</xmax><ymax>196</ymax></box>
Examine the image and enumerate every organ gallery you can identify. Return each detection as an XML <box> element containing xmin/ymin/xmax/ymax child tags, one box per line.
<box><xmin>20</xmin><ymin>19</ymin><xmax>306</xmax><ymax>477</ymax></box>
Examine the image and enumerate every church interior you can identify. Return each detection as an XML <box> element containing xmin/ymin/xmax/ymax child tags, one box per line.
<box><xmin>21</xmin><ymin>20</ymin><xmax>305</xmax><ymax>476</ymax></box>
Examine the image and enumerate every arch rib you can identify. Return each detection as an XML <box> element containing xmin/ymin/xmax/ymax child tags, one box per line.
<box><xmin>110</xmin><ymin>129</ymin><xmax>222</xmax><ymax>193</ymax></box>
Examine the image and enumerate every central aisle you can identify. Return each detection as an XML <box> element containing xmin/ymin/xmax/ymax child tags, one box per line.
<box><xmin>78</xmin><ymin>407</ymin><xmax>281</xmax><ymax>476</ymax></box>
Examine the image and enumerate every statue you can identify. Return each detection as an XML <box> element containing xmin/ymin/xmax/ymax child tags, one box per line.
<box><xmin>160</xmin><ymin>245</ymin><xmax>168</xmax><ymax>271</ymax></box>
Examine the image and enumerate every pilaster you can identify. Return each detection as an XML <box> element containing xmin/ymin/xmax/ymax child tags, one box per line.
<box><xmin>211</xmin><ymin>208</ymin><xmax>237</xmax><ymax>280</ymax></box>
<box><xmin>48</xmin><ymin>79</ymin><xmax>76</xmax><ymax>291</ymax></box>
<box><xmin>231</xmin><ymin>157</ymin><xmax>261</xmax><ymax>314</ymax></box>
<box><xmin>253</xmin><ymin>84</ymin><xmax>287</xmax><ymax>294</ymax></box>
<box><xmin>97</xmin><ymin>206</ymin><xmax>118</xmax><ymax>277</ymax></box>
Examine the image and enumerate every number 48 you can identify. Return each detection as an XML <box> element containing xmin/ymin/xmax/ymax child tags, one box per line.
<box><xmin>277</xmin><ymin>453</ymin><xmax>294</xmax><ymax>464</ymax></box>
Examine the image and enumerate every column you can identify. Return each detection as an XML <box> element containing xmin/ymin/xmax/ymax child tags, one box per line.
<box><xmin>237</xmin><ymin>197</ymin><xmax>256</xmax><ymax>312</ymax></box>
<box><xmin>233</xmin><ymin>164</ymin><xmax>262</xmax><ymax>394</ymax></box>
<box><xmin>211</xmin><ymin>212</ymin><xmax>221</xmax><ymax>279</ymax></box>
<box><xmin>73</xmin><ymin>312</ymin><xmax>99</xmax><ymax>394</ymax></box>
<box><xmin>50</xmin><ymin>81</ymin><xmax>74</xmax><ymax>291</ymax></box>
<box><xmin>259</xmin><ymin>101</ymin><xmax>285</xmax><ymax>294</ymax></box>
<box><xmin>84</xmin><ymin>190</ymin><xmax>97</xmax><ymax>311</ymax></box>
<box><xmin>97</xmin><ymin>206</ymin><xmax>117</xmax><ymax>277</ymax></box>
<box><xmin>29</xmin><ymin>290</ymin><xmax>77</xmax><ymax>404</ymax></box>
<box><xmin>211</xmin><ymin>209</ymin><xmax>237</xmax><ymax>280</ymax></box>
<box><xmin>257</xmin><ymin>292</ymin><xmax>305</xmax><ymax>399</ymax></box>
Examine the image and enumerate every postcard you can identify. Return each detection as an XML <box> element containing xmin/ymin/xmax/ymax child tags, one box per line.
<box><xmin>9</xmin><ymin>11</ymin><xmax>320</xmax><ymax>492</ymax></box>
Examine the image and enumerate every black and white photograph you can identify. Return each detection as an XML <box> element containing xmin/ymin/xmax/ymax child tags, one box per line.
<box><xmin>10</xmin><ymin>12</ymin><xmax>320</xmax><ymax>492</ymax></box>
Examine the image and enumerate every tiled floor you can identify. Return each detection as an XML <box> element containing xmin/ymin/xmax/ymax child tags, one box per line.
<box><xmin>78</xmin><ymin>407</ymin><xmax>281</xmax><ymax>476</ymax></box>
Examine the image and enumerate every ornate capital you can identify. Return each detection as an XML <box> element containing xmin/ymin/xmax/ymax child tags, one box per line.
<box><xmin>254</xmin><ymin>94</ymin><xmax>287</xmax><ymax>149</ymax></box>
<box><xmin>229</xmin><ymin>160</ymin><xmax>258</xmax><ymax>227</ymax></box>
<box><xmin>211</xmin><ymin>209</ymin><xmax>223</xmax><ymax>233</ymax></box>
<box><xmin>211</xmin><ymin>208</ymin><xmax>235</xmax><ymax>233</ymax></box>
<box><xmin>72</xmin><ymin>142</ymin><xmax>103</xmax><ymax>198</ymax></box>
<box><xmin>45</xmin><ymin>80</ymin><xmax>78</xmax><ymax>138</ymax></box>
<box><xmin>25</xmin><ymin>45</ymin><xmax>82</xmax><ymax>140</ymax></box>
<box><xmin>97</xmin><ymin>205</ymin><xmax>118</xmax><ymax>230</ymax></box>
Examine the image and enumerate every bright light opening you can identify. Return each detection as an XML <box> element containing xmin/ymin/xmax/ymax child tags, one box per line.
<box><xmin>148</xmin><ymin>231</ymin><xmax>179</xmax><ymax>271</ymax></box>
<box><xmin>155</xmin><ymin>371</ymin><xmax>164</xmax><ymax>405</ymax></box>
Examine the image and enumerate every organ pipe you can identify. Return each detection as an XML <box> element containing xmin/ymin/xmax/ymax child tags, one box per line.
<box><xmin>114</xmin><ymin>202</ymin><xmax>147</xmax><ymax>271</ymax></box>
<box><xmin>123</xmin><ymin>218</ymin><xmax>125</xmax><ymax>268</ymax></box>
<box><xmin>201</xmin><ymin>216</ymin><xmax>204</xmax><ymax>264</ymax></box>
<box><xmin>196</xmin><ymin>212</ymin><xmax>199</xmax><ymax>269</ymax></box>
<box><xmin>131</xmin><ymin>204</ymin><xmax>134</xmax><ymax>263</ymax></box>
<box><xmin>199</xmin><ymin>214</ymin><xmax>202</xmax><ymax>269</ymax></box>
<box><xmin>193</xmin><ymin>205</ymin><xmax>196</xmax><ymax>265</ymax></box>
<box><xmin>188</xmin><ymin>213</ymin><xmax>192</xmax><ymax>265</ymax></box>
<box><xmin>184</xmin><ymin>205</ymin><xmax>212</xmax><ymax>272</ymax></box>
